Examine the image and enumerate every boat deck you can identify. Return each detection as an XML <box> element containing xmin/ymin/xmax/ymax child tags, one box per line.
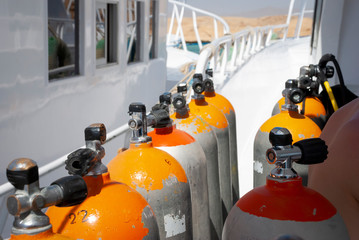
<box><xmin>217</xmin><ymin>36</ymin><xmax>312</xmax><ymax>195</ymax></box>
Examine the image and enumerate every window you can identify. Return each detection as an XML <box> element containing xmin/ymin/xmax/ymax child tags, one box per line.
<box><xmin>48</xmin><ymin>0</ymin><xmax>79</xmax><ymax>81</ymax></box>
<box><xmin>96</xmin><ymin>2</ymin><xmax>118</xmax><ymax>67</ymax></box>
<box><xmin>127</xmin><ymin>0</ymin><xmax>143</xmax><ymax>63</ymax></box>
<box><xmin>149</xmin><ymin>0</ymin><xmax>158</xmax><ymax>59</ymax></box>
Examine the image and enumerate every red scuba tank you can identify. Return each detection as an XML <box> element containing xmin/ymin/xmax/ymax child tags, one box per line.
<box><xmin>147</xmin><ymin>103</ymin><xmax>210</xmax><ymax>240</ymax></box>
<box><xmin>223</xmin><ymin>127</ymin><xmax>349</xmax><ymax>240</ymax></box>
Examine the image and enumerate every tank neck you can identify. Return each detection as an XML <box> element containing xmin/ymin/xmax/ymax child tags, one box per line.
<box><xmin>175</xmin><ymin>110</ymin><xmax>190</xmax><ymax>119</ymax></box>
<box><xmin>155</xmin><ymin>125</ymin><xmax>174</xmax><ymax>135</ymax></box>
<box><xmin>266</xmin><ymin>176</ymin><xmax>303</xmax><ymax>189</ymax></box>
<box><xmin>84</xmin><ymin>172</ymin><xmax>111</xmax><ymax>197</ymax></box>
<box><xmin>129</xmin><ymin>141</ymin><xmax>153</xmax><ymax>149</ymax></box>
<box><xmin>204</xmin><ymin>91</ymin><xmax>216</xmax><ymax>97</ymax></box>
<box><xmin>193</xmin><ymin>98</ymin><xmax>207</xmax><ymax>106</ymax></box>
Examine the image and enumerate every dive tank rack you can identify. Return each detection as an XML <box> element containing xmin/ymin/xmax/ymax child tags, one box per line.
<box><xmin>5</xmin><ymin>54</ymin><xmax>351</xmax><ymax>240</ymax></box>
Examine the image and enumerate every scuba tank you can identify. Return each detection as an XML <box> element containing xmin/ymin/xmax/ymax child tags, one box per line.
<box><xmin>188</xmin><ymin>74</ymin><xmax>232</xmax><ymax>220</ymax></box>
<box><xmin>272</xmin><ymin>63</ymin><xmax>333</xmax><ymax>129</ymax></box>
<box><xmin>254</xmin><ymin>79</ymin><xmax>321</xmax><ymax>187</ymax></box>
<box><xmin>148</xmin><ymin>97</ymin><xmax>211</xmax><ymax>240</ymax></box>
<box><xmin>203</xmin><ymin>69</ymin><xmax>239</xmax><ymax>204</ymax></box>
<box><xmin>171</xmin><ymin>83</ymin><xmax>223</xmax><ymax>240</ymax></box>
<box><xmin>6</xmin><ymin>158</ymin><xmax>87</xmax><ymax>240</ymax></box>
<box><xmin>108</xmin><ymin>103</ymin><xmax>192</xmax><ymax>240</ymax></box>
<box><xmin>223</xmin><ymin>127</ymin><xmax>349</xmax><ymax>240</ymax></box>
<box><xmin>47</xmin><ymin>123</ymin><xmax>159</xmax><ymax>240</ymax></box>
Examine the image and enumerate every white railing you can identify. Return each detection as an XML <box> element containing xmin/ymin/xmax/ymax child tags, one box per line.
<box><xmin>194</xmin><ymin>23</ymin><xmax>292</xmax><ymax>85</ymax></box>
<box><xmin>167</xmin><ymin>0</ymin><xmax>230</xmax><ymax>52</ymax></box>
<box><xmin>192</xmin><ymin>0</ymin><xmax>313</xmax><ymax>84</ymax></box>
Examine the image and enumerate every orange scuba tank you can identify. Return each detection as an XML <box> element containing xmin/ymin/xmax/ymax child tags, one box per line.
<box><xmin>272</xmin><ymin>64</ymin><xmax>333</xmax><ymax>129</ymax></box>
<box><xmin>189</xmin><ymin>74</ymin><xmax>233</xmax><ymax>219</ymax></box>
<box><xmin>6</xmin><ymin>158</ymin><xmax>87</xmax><ymax>240</ymax></box>
<box><xmin>147</xmin><ymin>100</ymin><xmax>211</xmax><ymax>240</ymax></box>
<box><xmin>171</xmin><ymin>83</ymin><xmax>223</xmax><ymax>239</ymax></box>
<box><xmin>47</xmin><ymin>123</ymin><xmax>159</xmax><ymax>240</ymax></box>
<box><xmin>223</xmin><ymin>127</ymin><xmax>349</xmax><ymax>239</ymax></box>
<box><xmin>254</xmin><ymin>79</ymin><xmax>321</xmax><ymax>187</ymax></box>
<box><xmin>202</xmin><ymin>69</ymin><xmax>239</xmax><ymax>204</ymax></box>
<box><xmin>108</xmin><ymin>103</ymin><xmax>192</xmax><ymax>240</ymax></box>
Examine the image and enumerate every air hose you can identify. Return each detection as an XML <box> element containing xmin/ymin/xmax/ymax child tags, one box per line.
<box><xmin>318</xmin><ymin>54</ymin><xmax>346</xmax><ymax>110</ymax></box>
<box><xmin>323</xmin><ymin>81</ymin><xmax>338</xmax><ymax>111</ymax></box>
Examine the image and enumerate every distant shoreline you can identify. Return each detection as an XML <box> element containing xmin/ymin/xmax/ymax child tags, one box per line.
<box><xmin>168</xmin><ymin>15</ymin><xmax>313</xmax><ymax>42</ymax></box>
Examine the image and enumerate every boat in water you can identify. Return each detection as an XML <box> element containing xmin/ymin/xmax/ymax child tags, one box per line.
<box><xmin>0</xmin><ymin>0</ymin><xmax>358</xmax><ymax>239</ymax></box>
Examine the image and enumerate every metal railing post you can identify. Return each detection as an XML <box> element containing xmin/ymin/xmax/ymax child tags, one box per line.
<box><xmin>284</xmin><ymin>0</ymin><xmax>296</xmax><ymax>41</ymax></box>
<box><xmin>295</xmin><ymin>0</ymin><xmax>307</xmax><ymax>38</ymax></box>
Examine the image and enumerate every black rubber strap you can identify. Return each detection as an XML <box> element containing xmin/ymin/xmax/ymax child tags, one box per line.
<box><xmin>294</xmin><ymin>138</ymin><xmax>328</xmax><ymax>164</ymax></box>
<box><xmin>51</xmin><ymin>175</ymin><xmax>88</xmax><ymax>207</ymax></box>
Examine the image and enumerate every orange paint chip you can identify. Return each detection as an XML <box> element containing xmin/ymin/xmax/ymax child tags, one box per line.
<box><xmin>171</xmin><ymin>112</ymin><xmax>213</xmax><ymax>134</ymax></box>
<box><xmin>204</xmin><ymin>92</ymin><xmax>235</xmax><ymax>115</ymax></box>
<box><xmin>260</xmin><ymin>110</ymin><xmax>321</xmax><ymax>143</ymax></box>
<box><xmin>188</xmin><ymin>99</ymin><xmax>228</xmax><ymax>129</ymax></box>
<box><xmin>108</xmin><ymin>142</ymin><xmax>187</xmax><ymax>192</ymax></box>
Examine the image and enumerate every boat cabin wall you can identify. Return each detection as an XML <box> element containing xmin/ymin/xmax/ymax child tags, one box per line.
<box><xmin>312</xmin><ymin>0</ymin><xmax>359</xmax><ymax>96</ymax></box>
<box><xmin>0</xmin><ymin>0</ymin><xmax>168</xmax><ymax>186</ymax></box>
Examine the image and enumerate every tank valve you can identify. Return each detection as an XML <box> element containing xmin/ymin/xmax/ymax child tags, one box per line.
<box><xmin>173</xmin><ymin>83</ymin><xmax>189</xmax><ymax>116</ymax></box>
<box><xmin>192</xmin><ymin>74</ymin><xmax>205</xmax><ymax>95</ymax></box>
<box><xmin>203</xmin><ymin>77</ymin><xmax>215</xmax><ymax>93</ymax></box>
<box><xmin>281</xmin><ymin>79</ymin><xmax>305</xmax><ymax>110</ymax></box>
<box><xmin>266</xmin><ymin>127</ymin><xmax>328</xmax><ymax>179</ymax></box>
<box><xmin>6</xmin><ymin>158</ymin><xmax>87</xmax><ymax>235</ymax></box>
<box><xmin>128</xmin><ymin>102</ymin><xmax>152</xmax><ymax>143</ymax></box>
<box><xmin>66</xmin><ymin>123</ymin><xmax>107</xmax><ymax>176</ymax></box>
<box><xmin>147</xmin><ymin>107</ymin><xmax>171</xmax><ymax>128</ymax></box>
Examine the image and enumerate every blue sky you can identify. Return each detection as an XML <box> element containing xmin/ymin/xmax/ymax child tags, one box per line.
<box><xmin>183</xmin><ymin>0</ymin><xmax>315</xmax><ymax>17</ymax></box>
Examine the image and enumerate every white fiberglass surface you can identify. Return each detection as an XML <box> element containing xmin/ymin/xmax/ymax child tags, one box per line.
<box><xmin>217</xmin><ymin>37</ymin><xmax>312</xmax><ymax>196</ymax></box>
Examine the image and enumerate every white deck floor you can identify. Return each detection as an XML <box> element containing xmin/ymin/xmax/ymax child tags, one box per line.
<box><xmin>217</xmin><ymin>37</ymin><xmax>313</xmax><ymax>196</ymax></box>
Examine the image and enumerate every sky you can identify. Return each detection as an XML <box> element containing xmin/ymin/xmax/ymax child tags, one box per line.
<box><xmin>181</xmin><ymin>0</ymin><xmax>315</xmax><ymax>18</ymax></box>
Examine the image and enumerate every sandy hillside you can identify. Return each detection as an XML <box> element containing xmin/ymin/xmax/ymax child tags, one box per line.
<box><xmin>168</xmin><ymin>16</ymin><xmax>312</xmax><ymax>42</ymax></box>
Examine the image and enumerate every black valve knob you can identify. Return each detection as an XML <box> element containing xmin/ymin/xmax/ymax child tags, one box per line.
<box><xmin>6</xmin><ymin>158</ymin><xmax>39</xmax><ymax>190</ymax></box>
<box><xmin>159</xmin><ymin>92</ymin><xmax>172</xmax><ymax>105</ymax></box>
<box><xmin>173</xmin><ymin>94</ymin><xmax>186</xmax><ymax>109</ymax></box>
<box><xmin>151</xmin><ymin>109</ymin><xmax>171</xmax><ymax>128</ymax></box>
<box><xmin>177</xmin><ymin>83</ymin><xmax>187</xmax><ymax>93</ymax></box>
<box><xmin>204</xmin><ymin>78</ymin><xmax>214</xmax><ymax>92</ymax></box>
<box><xmin>192</xmin><ymin>78</ymin><xmax>205</xmax><ymax>94</ymax></box>
<box><xmin>324</xmin><ymin>66</ymin><xmax>335</xmax><ymax>78</ymax></box>
<box><xmin>65</xmin><ymin>148</ymin><xmax>98</xmax><ymax>176</ymax></box>
<box><xmin>193</xmin><ymin>73</ymin><xmax>203</xmax><ymax>81</ymax></box>
<box><xmin>293</xmin><ymin>138</ymin><xmax>328</xmax><ymax>165</ymax></box>
<box><xmin>285</xmin><ymin>79</ymin><xmax>298</xmax><ymax>89</ymax></box>
<box><xmin>85</xmin><ymin>123</ymin><xmax>106</xmax><ymax>144</ymax></box>
<box><xmin>299</xmin><ymin>76</ymin><xmax>311</xmax><ymax>89</ymax></box>
<box><xmin>51</xmin><ymin>175</ymin><xmax>88</xmax><ymax>207</ymax></box>
<box><xmin>206</xmin><ymin>69</ymin><xmax>213</xmax><ymax>77</ymax></box>
<box><xmin>269</xmin><ymin>128</ymin><xmax>293</xmax><ymax>146</ymax></box>
<box><xmin>289</xmin><ymin>88</ymin><xmax>305</xmax><ymax>104</ymax></box>
<box><xmin>129</xmin><ymin>102</ymin><xmax>146</xmax><ymax>113</ymax></box>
